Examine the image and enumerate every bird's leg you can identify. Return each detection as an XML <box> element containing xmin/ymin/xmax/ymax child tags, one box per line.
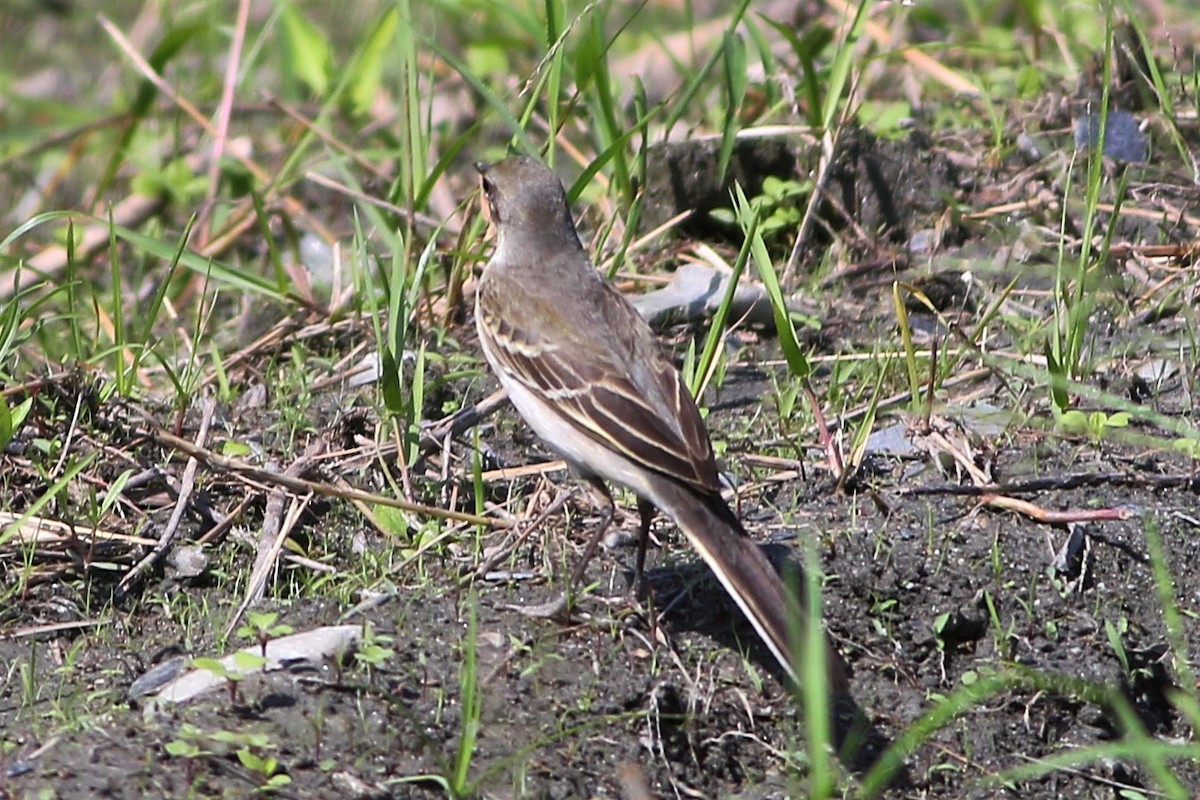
<box><xmin>633</xmin><ymin>497</ymin><xmax>655</xmax><ymax>592</ymax></box>
<box><xmin>516</xmin><ymin>479</ymin><xmax>612</xmax><ymax>620</ymax></box>
<box><xmin>567</xmin><ymin>479</ymin><xmax>615</xmax><ymax>590</ymax></box>
<box><xmin>633</xmin><ymin>496</ymin><xmax>664</xmax><ymax>654</ymax></box>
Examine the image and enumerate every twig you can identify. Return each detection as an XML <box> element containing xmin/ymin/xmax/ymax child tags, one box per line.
<box><xmin>980</xmin><ymin>495</ymin><xmax>1131</xmax><ymax>524</ymax></box>
<box><xmin>420</xmin><ymin>389</ymin><xmax>510</xmax><ymax>453</ymax></box>
<box><xmin>226</xmin><ymin>438</ymin><xmax>328</xmax><ymax>636</ymax></box>
<box><xmin>146</xmin><ymin>425</ymin><xmax>503</xmax><ymax>528</ymax></box>
<box><xmin>226</xmin><ymin>448</ymin><xmax>323</xmax><ymax>637</ymax></box>
<box><xmin>0</xmin><ymin>619</ymin><xmax>110</xmax><ymax>641</ymax></box>
<box><xmin>471</xmin><ymin>487</ymin><xmax>574</xmax><ymax>581</ymax></box>
<box><xmin>897</xmin><ymin>471</ymin><xmax>1200</xmax><ymax>496</ymax></box>
<box><xmin>119</xmin><ymin>397</ymin><xmax>217</xmax><ymax>592</ymax></box>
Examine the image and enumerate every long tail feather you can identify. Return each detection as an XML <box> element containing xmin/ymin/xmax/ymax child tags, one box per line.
<box><xmin>651</xmin><ymin>478</ymin><xmax>850</xmax><ymax>694</ymax></box>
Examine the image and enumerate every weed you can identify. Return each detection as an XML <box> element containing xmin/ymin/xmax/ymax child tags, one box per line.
<box><xmin>2</xmin><ymin>0</ymin><xmax>1199</xmax><ymax>796</ymax></box>
<box><xmin>237</xmin><ymin>611</ymin><xmax>296</xmax><ymax>659</ymax></box>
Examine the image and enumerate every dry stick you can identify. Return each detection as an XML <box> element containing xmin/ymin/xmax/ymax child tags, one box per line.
<box><xmin>196</xmin><ymin>316</ymin><xmax>304</xmax><ymax>390</ymax></box>
<box><xmin>235</xmin><ymin>439</ymin><xmax>327</xmax><ymax>608</ymax></box>
<box><xmin>120</xmin><ymin>398</ymin><xmax>218</xmax><ymax>591</ymax></box>
<box><xmin>0</xmin><ymin>372</ymin><xmax>75</xmax><ymax>399</ymax></box>
<box><xmin>980</xmin><ymin>495</ymin><xmax>1131</xmax><ymax>525</ymax></box>
<box><xmin>899</xmin><ymin>471</ymin><xmax>1200</xmax><ymax>496</ymax></box>
<box><xmin>783</xmin><ymin>127</ymin><xmax>839</xmax><ymax>287</ymax></box>
<box><xmin>388</xmin><ymin>416</ymin><xmax>418</xmax><ymax>511</ymax></box>
<box><xmin>51</xmin><ymin>389</ymin><xmax>87</xmax><ymax>483</ymax></box>
<box><xmin>439</xmin><ymin>423</ymin><xmax>455</xmax><ymax>491</ymax></box>
<box><xmin>226</xmin><ymin>484</ymin><xmax>319</xmax><ymax>638</ymax></box>
<box><xmin>922</xmin><ymin>422</ymin><xmax>1132</xmax><ymax>525</ymax></box>
<box><xmin>1109</xmin><ymin>242</ymin><xmax>1200</xmax><ymax>260</ymax></box>
<box><xmin>195</xmin><ymin>0</ymin><xmax>252</xmax><ymax>248</ymax></box>
<box><xmin>331</xmin><ymin>476</ymin><xmax>394</xmax><ymax>542</ymax></box>
<box><xmin>420</xmin><ymin>389</ymin><xmax>510</xmax><ymax>454</ymax></box>
<box><xmin>0</xmin><ymin>512</ymin><xmax>157</xmax><ymax>550</ymax></box>
<box><xmin>148</xmin><ymin>427</ymin><xmax>502</xmax><ymax>529</ymax></box>
<box><xmin>0</xmin><ymin>619</ymin><xmax>110</xmax><ymax>641</ymax></box>
<box><xmin>471</xmin><ymin>487</ymin><xmax>574</xmax><ymax>581</ymax></box>
<box><xmin>924</xmin><ymin>427</ymin><xmax>992</xmax><ymax>487</ymax></box>
<box><xmin>195</xmin><ymin>494</ymin><xmax>254</xmax><ymax>546</ymax></box>
<box><xmin>300</xmin><ymin>387</ymin><xmax>471</xmax><ymax>470</ymax></box>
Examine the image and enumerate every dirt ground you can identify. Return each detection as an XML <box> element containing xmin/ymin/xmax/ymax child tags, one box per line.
<box><xmin>4</xmin><ymin>353</ymin><xmax>1200</xmax><ymax>798</ymax></box>
<box><xmin>4</xmin><ymin>9</ymin><xmax>1200</xmax><ymax>800</ymax></box>
<box><xmin>6</xmin><ymin>238</ymin><xmax>1200</xmax><ymax>799</ymax></box>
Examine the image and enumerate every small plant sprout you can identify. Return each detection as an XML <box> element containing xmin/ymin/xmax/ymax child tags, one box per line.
<box><xmin>238</xmin><ymin>748</ymin><xmax>292</xmax><ymax>794</ymax></box>
<box><xmin>164</xmin><ymin>723</ymin><xmax>208</xmax><ymax>759</ymax></box>
<box><xmin>1054</xmin><ymin>408</ymin><xmax>1131</xmax><ymax>443</ymax></box>
<box><xmin>167</xmin><ymin>725</ymin><xmax>290</xmax><ymax>794</ymax></box>
<box><xmin>191</xmin><ymin>652</ymin><xmax>268</xmax><ymax>706</ymax></box>
<box><xmin>238</xmin><ymin>611</ymin><xmax>295</xmax><ymax>658</ymax></box>
<box><xmin>354</xmin><ymin>622</ymin><xmax>395</xmax><ymax>678</ymax></box>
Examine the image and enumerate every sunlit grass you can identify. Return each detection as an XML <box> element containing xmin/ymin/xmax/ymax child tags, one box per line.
<box><xmin>1</xmin><ymin>0</ymin><xmax>1198</xmax><ymax>795</ymax></box>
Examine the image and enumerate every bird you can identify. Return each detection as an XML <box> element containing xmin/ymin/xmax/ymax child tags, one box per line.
<box><xmin>473</xmin><ymin>154</ymin><xmax>848</xmax><ymax>693</ymax></box>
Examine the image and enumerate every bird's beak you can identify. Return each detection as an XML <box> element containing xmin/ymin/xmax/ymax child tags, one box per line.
<box><xmin>476</xmin><ymin>163</ymin><xmax>495</xmax><ymax>233</ymax></box>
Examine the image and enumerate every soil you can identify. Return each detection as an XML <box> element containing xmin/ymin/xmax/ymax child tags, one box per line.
<box><xmin>6</xmin><ymin>253</ymin><xmax>1200</xmax><ymax>799</ymax></box>
<box><xmin>6</xmin><ymin>358</ymin><xmax>1200</xmax><ymax>799</ymax></box>
<box><xmin>4</xmin><ymin>11</ymin><xmax>1200</xmax><ymax>800</ymax></box>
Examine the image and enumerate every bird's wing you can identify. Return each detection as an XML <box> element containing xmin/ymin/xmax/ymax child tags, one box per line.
<box><xmin>477</xmin><ymin>268</ymin><xmax>720</xmax><ymax>496</ymax></box>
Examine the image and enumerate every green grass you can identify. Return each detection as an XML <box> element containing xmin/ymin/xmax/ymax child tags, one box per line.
<box><xmin>2</xmin><ymin>0</ymin><xmax>1199</xmax><ymax>796</ymax></box>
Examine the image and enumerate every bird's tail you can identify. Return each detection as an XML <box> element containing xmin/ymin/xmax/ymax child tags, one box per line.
<box><xmin>651</xmin><ymin>478</ymin><xmax>850</xmax><ymax>695</ymax></box>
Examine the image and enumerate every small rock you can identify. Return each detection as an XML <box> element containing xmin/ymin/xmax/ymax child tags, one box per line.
<box><xmin>166</xmin><ymin>544</ymin><xmax>208</xmax><ymax>579</ymax></box>
<box><xmin>1074</xmin><ymin>110</ymin><xmax>1147</xmax><ymax>163</ymax></box>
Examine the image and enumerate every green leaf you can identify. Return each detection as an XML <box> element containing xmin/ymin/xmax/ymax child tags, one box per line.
<box><xmin>373</xmin><ymin>504</ymin><xmax>411</xmax><ymax>537</ymax></box>
<box><xmin>1055</xmin><ymin>409</ymin><xmax>1089</xmax><ymax>435</ymax></box>
<box><xmin>232</xmin><ymin>651</ymin><xmax>268</xmax><ymax>672</ymax></box>
<box><xmin>347</xmin><ymin>7</ymin><xmax>398</xmax><ymax>116</ymax></box>
<box><xmin>1172</xmin><ymin>438</ymin><xmax>1200</xmax><ymax>459</ymax></box>
<box><xmin>1044</xmin><ymin>342</ymin><xmax>1069</xmax><ymax>411</ymax></box>
<box><xmin>248</xmin><ymin>611</ymin><xmax>278</xmax><ymax>628</ymax></box>
<box><xmin>0</xmin><ymin>401</ymin><xmax>12</xmax><ymax>453</ymax></box>
<box><xmin>1105</xmin><ymin>617</ymin><xmax>1130</xmax><ymax>675</ymax></box>
<box><xmin>109</xmin><ymin>222</ymin><xmax>281</xmax><ymax>297</ymax></box>
<box><xmin>716</xmin><ymin>31</ymin><xmax>747</xmax><ymax>183</ymax></box>
<box><xmin>572</xmin><ymin>14</ymin><xmax>604</xmax><ymax>93</ymax></box>
<box><xmin>465</xmin><ymin>43</ymin><xmax>508</xmax><ymax>77</ymax></box>
<box><xmin>191</xmin><ymin>657</ymin><xmax>233</xmax><ymax>679</ymax></box>
<box><xmin>380</xmin><ymin>349</ymin><xmax>403</xmax><ymax>415</ymax></box>
<box><xmin>859</xmin><ymin>100</ymin><xmax>912</xmax><ymax>136</ymax></box>
<box><xmin>758</xmin><ymin>16</ymin><xmax>832</xmax><ymax>127</ymax></box>
<box><xmin>237</xmin><ymin>748</ymin><xmax>269</xmax><ymax>772</ymax></box>
<box><xmin>222</xmin><ymin>440</ymin><xmax>253</xmax><ymax>458</ymax></box>
<box><xmin>732</xmin><ymin>185</ymin><xmax>810</xmax><ymax>379</ymax></box>
<box><xmin>281</xmin><ymin>4</ymin><xmax>331</xmax><ymax>96</ymax></box>
<box><xmin>165</xmin><ymin>739</ymin><xmax>201</xmax><ymax>757</ymax></box>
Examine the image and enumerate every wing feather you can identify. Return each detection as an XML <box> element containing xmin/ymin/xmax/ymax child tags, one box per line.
<box><xmin>478</xmin><ymin>271</ymin><xmax>720</xmax><ymax>495</ymax></box>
